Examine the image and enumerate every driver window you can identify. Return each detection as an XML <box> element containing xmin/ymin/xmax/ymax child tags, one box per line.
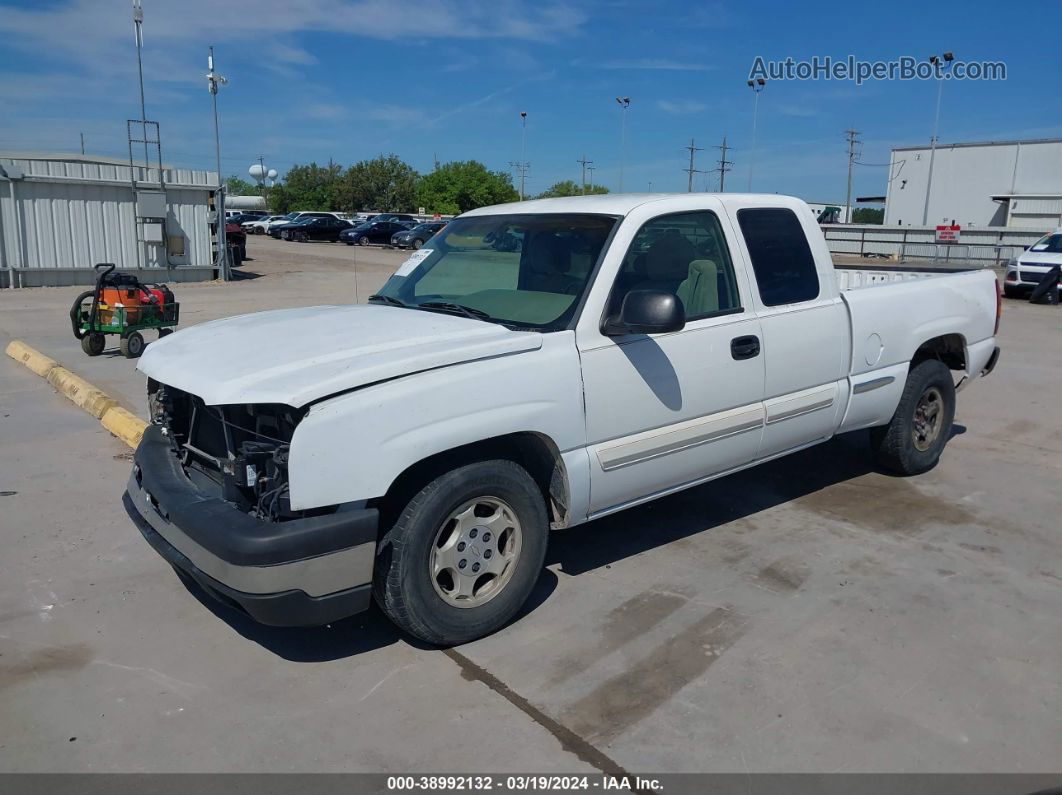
<box><xmin>608</xmin><ymin>210</ymin><xmax>742</xmax><ymax>321</ymax></box>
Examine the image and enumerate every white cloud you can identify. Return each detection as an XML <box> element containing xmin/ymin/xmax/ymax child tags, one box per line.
<box><xmin>657</xmin><ymin>99</ymin><xmax>708</xmax><ymax>115</ymax></box>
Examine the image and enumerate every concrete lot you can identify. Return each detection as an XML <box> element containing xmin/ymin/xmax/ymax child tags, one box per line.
<box><xmin>1</xmin><ymin>236</ymin><xmax>1060</xmax><ymax>773</ymax></box>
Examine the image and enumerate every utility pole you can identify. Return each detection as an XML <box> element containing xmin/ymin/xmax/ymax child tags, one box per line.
<box><xmin>132</xmin><ymin>0</ymin><xmax>149</xmax><ymax>168</ymax></box>
<box><xmin>713</xmin><ymin>135</ymin><xmax>734</xmax><ymax>192</ymax></box>
<box><xmin>577</xmin><ymin>154</ymin><xmax>593</xmax><ymax>194</ymax></box>
<box><xmin>683</xmin><ymin>138</ymin><xmax>705</xmax><ymax>192</ymax></box>
<box><xmin>845</xmin><ymin>127</ymin><xmax>862</xmax><ymax>224</ymax></box>
<box><xmin>587</xmin><ymin>165</ymin><xmax>596</xmax><ymax>192</ymax></box>
<box><xmin>80</xmin><ymin>132</ymin><xmax>85</xmax><ymax>155</ymax></box>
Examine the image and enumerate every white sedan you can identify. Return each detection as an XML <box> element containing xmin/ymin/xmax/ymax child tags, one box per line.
<box><xmin>242</xmin><ymin>215</ymin><xmax>289</xmax><ymax>235</ymax></box>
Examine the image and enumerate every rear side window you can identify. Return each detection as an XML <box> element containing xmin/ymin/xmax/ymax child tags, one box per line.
<box><xmin>737</xmin><ymin>208</ymin><xmax>820</xmax><ymax>306</ymax></box>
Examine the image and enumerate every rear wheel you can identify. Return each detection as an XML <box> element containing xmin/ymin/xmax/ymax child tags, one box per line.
<box><xmin>120</xmin><ymin>331</ymin><xmax>145</xmax><ymax>359</ymax></box>
<box><xmin>870</xmin><ymin>358</ymin><xmax>955</xmax><ymax>475</ymax></box>
<box><xmin>81</xmin><ymin>333</ymin><xmax>105</xmax><ymax>356</ymax></box>
<box><xmin>374</xmin><ymin>460</ymin><xmax>548</xmax><ymax>646</ymax></box>
<box><xmin>358</xmin><ymin>236</ymin><xmax>370</xmax><ymax>246</ymax></box>
<box><xmin>254</xmin><ymin>227</ymin><xmax>264</xmax><ymax>235</ymax></box>
<box><xmin>413</xmin><ymin>238</ymin><xmax>424</xmax><ymax>249</ymax></box>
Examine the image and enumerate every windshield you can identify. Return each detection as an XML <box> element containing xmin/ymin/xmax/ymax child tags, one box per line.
<box><xmin>1029</xmin><ymin>233</ymin><xmax>1062</xmax><ymax>254</ymax></box>
<box><xmin>375</xmin><ymin>213</ymin><xmax>617</xmax><ymax>331</ymax></box>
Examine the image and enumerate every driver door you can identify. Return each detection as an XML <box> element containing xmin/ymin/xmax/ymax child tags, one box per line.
<box><xmin>577</xmin><ymin>205</ymin><xmax>766</xmax><ymax>516</ymax></box>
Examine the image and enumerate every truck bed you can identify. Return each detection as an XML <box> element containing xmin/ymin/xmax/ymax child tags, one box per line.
<box><xmin>834</xmin><ymin>261</ymin><xmax>983</xmax><ymax>291</ymax></box>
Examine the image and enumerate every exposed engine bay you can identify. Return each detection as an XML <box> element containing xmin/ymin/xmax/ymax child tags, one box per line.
<box><xmin>146</xmin><ymin>379</ymin><xmax>323</xmax><ymax>521</ymax></box>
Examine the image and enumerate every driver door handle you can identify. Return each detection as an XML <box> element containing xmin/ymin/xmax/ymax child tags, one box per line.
<box><xmin>731</xmin><ymin>335</ymin><xmax>760</xmax><ymax>360</ymax></box>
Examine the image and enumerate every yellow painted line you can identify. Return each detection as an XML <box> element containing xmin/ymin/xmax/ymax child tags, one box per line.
<box><xmin>5</xmin><ymin>339</ymin><xmax>147</xmax><ymax>449</ymax></box>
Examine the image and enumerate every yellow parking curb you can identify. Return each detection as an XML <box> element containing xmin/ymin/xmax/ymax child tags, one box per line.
<box><xmin>6</xmin><ymin>339</ymin><xmax>147</xmax><ymax>449</ymax></box>
<box><xmin>100</xmin><ymin>406</ymin><xmax>147</xmax><ymax>449</ymax></box>
<box><xmin>5</xmin><ymin>339</ymin><xmax>59</xmax><ymax>377</ymax></box>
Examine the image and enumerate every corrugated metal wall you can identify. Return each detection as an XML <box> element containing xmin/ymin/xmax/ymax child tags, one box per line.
<box><xmin>1</xmin><ymin>156</ymin><xmax>216</xmax><ymax>286</ymax></box>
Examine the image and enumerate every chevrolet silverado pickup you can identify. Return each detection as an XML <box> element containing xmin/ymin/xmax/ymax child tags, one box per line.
<box><xmin>125</xmin><ymin>194</ymin><xmax>1001</xmax><ymax>645</ymax></box>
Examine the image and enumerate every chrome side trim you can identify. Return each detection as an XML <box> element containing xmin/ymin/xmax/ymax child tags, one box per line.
<box><xmin>852</xmin><ymin>375</ymin><xmax>896</xmax><ymax>395</ymax></box>
<box><xmin>596</xmin><ymin>405</ymin><xmax>764</xmax><ymax>472</ymax></box>
<box><xmin>764</xmin><ymin>384</ymin><xmax>837</xmax><ymax>425</ymax></box>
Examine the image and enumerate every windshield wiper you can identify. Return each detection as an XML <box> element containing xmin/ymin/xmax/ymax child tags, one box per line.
<box><xmin>368</xmin><ymin>294</ymin><xmax>408</xmax><ymax>308</ymax></box>
<box><xmin>416</xmin><ymin>301</ymin><xmax>493</xmax><ymax>321</ymax></box>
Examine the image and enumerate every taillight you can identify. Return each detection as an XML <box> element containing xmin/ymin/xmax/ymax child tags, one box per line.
<box><xmin>994</xmin><ymin>278</ymin><xmax>1002</xmax><ymax>335</ymax></box>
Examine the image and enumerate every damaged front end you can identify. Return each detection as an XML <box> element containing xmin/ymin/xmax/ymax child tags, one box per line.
<box><xmin>147</xmin><ymin>379</ymin><xmax>317</xmax><ymax>521</ymax></box>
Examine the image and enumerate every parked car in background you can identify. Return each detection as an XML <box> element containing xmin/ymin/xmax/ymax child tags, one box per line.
<box><xmin>225</xmin><ymin>221</ymin><xmax>247</xmax><ymax>264</ymax></box>
<box><xmin>391</xmin><ymin>221</ymin><xmax>447</xmax><ymax>249</ymax></box>
<box><xmin>1004</xmin><ymin>228</ymin><xmax>1062</xmax><ymax>297</ymax></box>
<box><xmin>286</xmin><ymin>216</ymin><xmax>353</xmax><ymax>242</ymax></box>
<box><xmin>268</xmin><ymin>212</ymin><xmax>338</xmax><ymax>238</ymax></box>
<box><xmin>341</xmin><ymin>219</ymin><xmax>415</xmax><ymax>246</ymax></box>
<box><xmin>243</xmin><ymin>215</ymin><xmax>288</xmax><ymax>234</ymax></box>
<box><xmin>372</xmin><ymin>213</ymin><xmax>417</xmax><ymax>224</ymax></box>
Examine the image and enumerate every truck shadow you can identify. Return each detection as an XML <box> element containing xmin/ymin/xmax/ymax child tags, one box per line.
<box><xmin>183</xmin><ymin>430</ymin><xmax>879</xmax><ymax>660</ymax></box>
<box><xmin>178</xmin><ymin>559</ymin><xmax>558</xmax><ymax>662</ymax></box>
<box><xmin>547</xmin><ymin>430</ymin><xmax>876</xmax><ymax>576</ymax></box>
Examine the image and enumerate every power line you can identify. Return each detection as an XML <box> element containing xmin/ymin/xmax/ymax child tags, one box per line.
<box><xmin>683</xmin><ymin>138</ymin><xmax>705</xmax><ymax>193</ymax></box>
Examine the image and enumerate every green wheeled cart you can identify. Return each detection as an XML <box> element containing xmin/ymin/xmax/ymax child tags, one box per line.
<box><xmin>70</xmin><ymin>263</ymin><xmax>181</xmax><ymax>359</ymax></box>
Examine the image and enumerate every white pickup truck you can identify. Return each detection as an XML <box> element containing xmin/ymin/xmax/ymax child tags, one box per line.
<box><xmin>126</xmin><ymin>194</ymin><xmax>1001</xmax><ymax>645</ymax></box>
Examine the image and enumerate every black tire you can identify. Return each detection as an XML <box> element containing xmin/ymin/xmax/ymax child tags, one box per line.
<box><xmin>870</xmin><ymin>358</ymin><xmax>956</xmax><ymax>475</ymax></box>
<box><xmin>254</xmin><ymin>227</ymin><xmax>264</xmax><ymax>235</ymax></box>
<box><xmin>158</xmin><ymin>328</ymin><xmax>173</xmax><ymax>338</ymax></box>
<box><xmin>81</xmin><ymin>333</ymin><xmax>105</xmax><ymax>356</ymax></box>
<box><xmin>120</xmin><ymin>331</ymin><xmax>145</xmax><ymax>359</ymax></box>
<box><xmin>413</xmin><ymin>238</ymin><xmax>423</xmax><ymax>249</ymax></box>
<box><xmin>358</xmin><ymin>236</ymin><xmax>370</xmax><ymax>246</ymax></box>
<box><xmin>374</xmin><ymin>460</ymin><xmax>549</xmax><ymax>646</ymax></box>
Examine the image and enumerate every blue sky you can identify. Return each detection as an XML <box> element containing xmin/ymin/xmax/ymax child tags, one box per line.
<box><xmin>1</xmin><ymin>0</ymin><xmax>1059</xmax><ymax>202</ymax></box>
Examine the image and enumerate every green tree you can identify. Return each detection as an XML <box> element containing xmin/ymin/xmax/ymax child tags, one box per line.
<box><xmin>852</xmin><ymin>207</ymin><xmax>884</xmax><ymax>224</ymax></box>
<box><xmin>415</xmin><ymin>161</ymin><xmax>518</xmax><ymax>215</ymax></box>
<box><xmin>341</xmin><ymin>154</ymin><xmax>418</xmax><ymax>213</ymax></box>
<box><xmin>279</xmin><ymin>161</ymin><xmax>344</xmax><ymax>211</ymax></box>
<box><xmin>535</xmin><ymin>180</ymin><xmax>609</xmax><ymax>199</ymax></box>
<box><xmin>224</xmin><ymin>175</ymin><xmax>257</xmax><ymax>195</ymax></box>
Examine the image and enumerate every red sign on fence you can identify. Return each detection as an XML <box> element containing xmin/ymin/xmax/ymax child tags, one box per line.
<box><xmin>935</xmin><ymin>224</ymin><xmax>961</xmax><ymax>243</ymax></box>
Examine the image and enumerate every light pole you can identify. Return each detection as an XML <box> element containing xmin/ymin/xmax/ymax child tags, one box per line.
<box><xmin>207</xmin><ymin>46</ymin><xmax>229</xmax><ymax>280</ymax></box>
<box><xmin>746</xmin><ymin>78</ymin><xmax>765</xmax><ymax>191</ymax></box>
<box><xmin>616</xmin><ymin>97</ymin><xmax>630</xmax><ymax>192</ymax></box>
<box><xmin>519</xmin><ymin>111</ymin><xmax>528</xmax><ymax>200</ymax></box>
<box><xmin>132</xmin><ymin>0</ymin><xmax>149</xmax><ymax>168</ymax></box>
<box><xmin>921</xmin><ymin>51</ymin><xmax>954</xmax><ymax>226</ymax></box>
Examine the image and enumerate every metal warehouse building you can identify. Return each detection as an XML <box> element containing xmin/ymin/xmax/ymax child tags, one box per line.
<box><xmin>0</xmin><ymin>152</ymin><xmax>220</xmax><ymax>288</ymax></box>
<box><xmin>884</xmin><ymin>138</ymin><xmax>1062</xmax><ymax>229</ymax></box>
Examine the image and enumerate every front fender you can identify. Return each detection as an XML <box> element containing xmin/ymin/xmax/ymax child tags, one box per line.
<box><xmin>287</xmin><ymin>332</ymin><xmax>586</xmax><ymax>511</ymax></box>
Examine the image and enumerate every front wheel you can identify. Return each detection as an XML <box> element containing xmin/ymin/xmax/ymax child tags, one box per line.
<box><xmin>413</xmin><ymin>238</ymin><xmax>423</xmax><ymax>249</ymax></box>
<box><xmin>870</xmin><ymin>358</ymin><xmax>956</xmax><ymax>475</ymax></box>
<box><xmin>358</xmin><ymin>236</ymin><xmax>370</xmax><ymax>246</ymax></box>
<box><xmin>81</xmin><ymin>332</ymin><xmax>105</xmax><ymax>356</ymax></box>
<box><xmin>374</xmin><ymin>460</ymin><xmax>549</xmax><ymax>646</ymax></box>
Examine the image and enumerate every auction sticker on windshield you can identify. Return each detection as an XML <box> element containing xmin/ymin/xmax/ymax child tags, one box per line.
<box><xmin>394</xmin><ymin>249</ymin><xmax>433</xmax><ymax>277</ymax></box>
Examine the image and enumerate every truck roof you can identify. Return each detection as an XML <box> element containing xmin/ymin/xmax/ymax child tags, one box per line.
<box><xmin>461</xmin><ymin>193</ymin><xmax>802</xmax><ymax>217</ymax></box>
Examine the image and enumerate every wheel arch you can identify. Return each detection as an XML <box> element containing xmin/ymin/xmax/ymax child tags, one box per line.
<box><xmin>377</xmin><ymin>431</ymin><xmax>571</xmax><ymax>533</ymax></box>
<box><xmin>911</xmin><ymin>332</ymin><xmax>967</xmax><ymax>372</ymax></box>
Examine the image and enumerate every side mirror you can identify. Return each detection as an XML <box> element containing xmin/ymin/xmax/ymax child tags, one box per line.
<box><xmin>604</xmin><ymin>290</ymin><xmax>685</xmax><ymax>336</ymax></box>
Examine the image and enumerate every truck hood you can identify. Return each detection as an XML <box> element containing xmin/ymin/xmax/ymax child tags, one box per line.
<box><xmin>137</xmin><ymin>305</ymin><xmax>542</xmax><ymax>406</ymax></box>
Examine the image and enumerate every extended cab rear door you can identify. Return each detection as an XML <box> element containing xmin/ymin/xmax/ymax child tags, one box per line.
<box><xmin>576</xmin><ymin>197</ymin><xmax>766</xmax><ymax>516</ymax></box>
<box><xmin>724</xmin><ymin>200</ymin><xmax>849</xmax><ymax>458</ymax></box>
